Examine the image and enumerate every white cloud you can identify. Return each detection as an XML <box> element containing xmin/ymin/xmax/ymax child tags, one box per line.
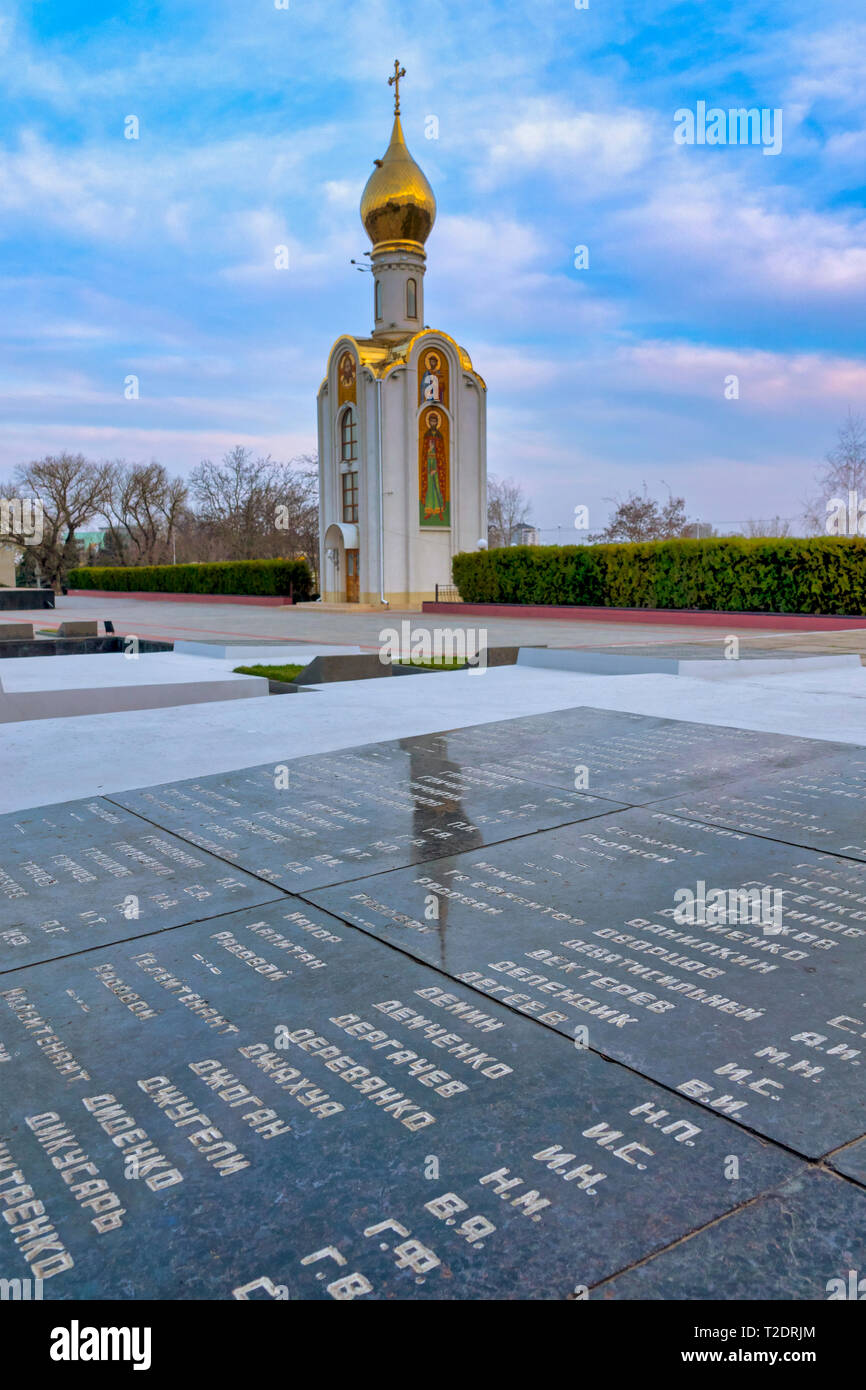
<box><xmin>613</xmin><ymin>160</ymin><xmax>866</xmax><ymax>304</ymax></box>
<box><xmin>787</xmin><ymin>23</ymin><xmax>866</xmax><ymax>114</ymax></box>
<box><xmin>480</xmin><ymin>98</ymin><xmax>652</xmax><ymax>188</ymax></box>
<box><xmin>0</xmin><ymin>126</ymin><xmax>342</xmax><ymax>249</ymax></box>
<box><xmin>619</xmin><ymin>340</ymin><xmax>866</xmax><ymax>407</ymax></box>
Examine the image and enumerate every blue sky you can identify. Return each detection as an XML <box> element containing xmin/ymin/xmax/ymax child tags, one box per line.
<box><xmin>1</xmin><ymin>0</ymin><xmax>864</xmax><ymax>536</ymax></box>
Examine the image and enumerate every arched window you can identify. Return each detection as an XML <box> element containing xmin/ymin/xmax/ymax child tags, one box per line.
<box><xmin>407</xmin><ymin>277</ymin><xmax>417</xmax><ymax>318</ymax></box>
<box><xmin>375</xmin><ymin>279</ymin><xmax>382</xmax><ymax>320</ymax></box>
<box><xmin>340</xmin><ymin>407</ymin><xmax>358</xmax><ymax>464</ymax></box>
<box><xmin>340</xmin><ymin>406</ymin><xmax>359</xmax><ymax>523</ymax></box>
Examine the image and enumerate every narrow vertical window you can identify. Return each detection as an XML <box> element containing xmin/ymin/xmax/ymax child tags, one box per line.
<box><xmin>340</xmin><ymin>407</ymin><xmax>358</xmax><ymax>464</ymax></box>
<box><xmin>407</xmin><ymin>277</ymin><xmax>417</xmax><ymax>318</ymax></box>
<box><xmin>342</xmin><ymin>470</ymin><xmax>359</xmax><ymax>523</ymax></box>
<box><xmin>375</xmin><ymin>279</ymin><xmax>382</xmax><ymax>320</ymax></box>
<box><xmin>340</xmin><ymin>406</ymin><xmax>358</xmax><ymax>523</ymax></box>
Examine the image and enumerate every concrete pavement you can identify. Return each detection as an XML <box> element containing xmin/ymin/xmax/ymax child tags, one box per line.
<box><xmin>15</xmin><ymin>594</ymin><xmax>866</xmax><ymax>655</ymax></box>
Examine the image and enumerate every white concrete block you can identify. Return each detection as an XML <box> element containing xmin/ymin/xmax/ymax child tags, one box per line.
<box><xmin>3</xmin><ymin>661</ymin><xmax>866</xmax><ymax>812</ymax></box>
<box><xmin>0</xmin><ymin>651</ymin><xmax>268</xmax><ymax>723</ymax></box>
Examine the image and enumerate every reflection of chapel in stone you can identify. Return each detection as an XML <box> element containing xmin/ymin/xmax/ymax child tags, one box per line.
<box><xmin>317</xmin><ymin>61</ymin><xmax>487</xmax><ymax>608</ymax></box>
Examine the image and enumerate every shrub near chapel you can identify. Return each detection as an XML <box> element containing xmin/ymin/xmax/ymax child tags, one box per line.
<box><xmin>452</xmin><ymin>537</ymin><xmax>866</xmax><ymax>616</ymax></box>
<box><xmin>67</xmin><ymin>557</ymin><xmax>313</xmax><ymax>600</ymax></box>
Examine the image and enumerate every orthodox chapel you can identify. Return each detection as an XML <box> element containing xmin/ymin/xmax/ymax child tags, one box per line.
<box><xmin>316</xmin><ymin>62</ymin><xmax>487</xmax><ymax>606</ymax></box>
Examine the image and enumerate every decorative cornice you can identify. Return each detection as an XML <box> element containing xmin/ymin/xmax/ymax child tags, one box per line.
<box><xmin>321</xmin><ymin>328</ymin><xmax>486</xmax><ymax>391</ymax></box>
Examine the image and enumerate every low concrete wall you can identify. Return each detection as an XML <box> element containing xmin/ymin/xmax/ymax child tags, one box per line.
<box><xmin>175</xmin><ymin>642</ymin><xmax>362</xmax><ymax>661</ymax></box>
<box><xmin>423</xmin><ymin>601</ymin><xmax>866</xmax><ymax>631</ymax></box>
<box><xmin>297</xmin><ymin>654</ymin><xmax>393</xmax><ymax>684</ymax></box>
<box><xmin>0</xmin><ymin>673</ymin><xmax>267</xmax><ymax>722</ymax></box>
<box><xmin>517</xmin><ymin>648</ymin><xmax>679</xmax><ymax>675</ymax></box>
<box><xmin>67</xmin><ymin>589</ymin><xmax>294</xmax><ymax>606</ymax></box>
<box><xmin>516</xmin><ymin>648</ymin><xmax>861</xmax><ymax>679</ymax></box>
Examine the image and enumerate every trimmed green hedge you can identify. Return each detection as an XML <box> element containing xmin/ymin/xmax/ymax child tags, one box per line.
<box><xmin>68</xmin><ymin>558</ymin><xmax>313</xmax><ymax>600</ymax></box>
<box><xmin>452</xmin><ymin>538</ymin><xmax>866</xmax><ymax>615</ymax></box>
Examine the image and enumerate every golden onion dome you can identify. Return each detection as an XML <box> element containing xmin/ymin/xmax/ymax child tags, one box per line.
<box><xmin>360</xmin><ymin>91</ymin><xmax>436</xmax><ymax>248</ymax></box>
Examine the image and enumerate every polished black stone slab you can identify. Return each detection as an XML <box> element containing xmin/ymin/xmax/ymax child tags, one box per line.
<box><xmin>0</xmin><ymin>798</ymin><xmax>282</xmax><ymax>971</ymax></box>
<box><xmin>596</xmin><ymin>1170</ymin><xmax>866</xmax><ymax>1300</ymax></box>
<box><xmin>0</xmin><ymin>636</ymin><xmax>172</xmax><ymax>659</ymax></box>
<box><xmin>308</xmin><ymin>808</ymin><xmax>866</xmax><ymax>1157</ymax></box>
<box><xmin>388</xmin><ymin>707</ymin><xmax>832</xmax><ymax>802</ymax></box>
<box><xmin>0</xmin><ymin>588</ymin><xmax>54</xmax><ymax>610</ymax></box>
<box><xmin>108</xmin><ymin>743</ymin><xmax>626</xmax><ymax>890</ymax></box>
<box><xmin>0</xmin><ymin>898</ymin><xmax>798</xmax><ymax>1300</ymax></box>
<box><xmin>655</xmin><ymin>746</ymin><xmax>866</xmax><ymax>863</ymax></box>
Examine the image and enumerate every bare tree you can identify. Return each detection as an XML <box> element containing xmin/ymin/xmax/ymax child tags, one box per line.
<box><xmin>803</xmin><ymin>411</ymin><xmax>866</xmax><ymax>535</ymax></box>
<box><xmin>170</xmin><ymin>510</ymin><xmax>226</xmax><ymax>564</ymax></box>
<box><xmin>9</xmin><ymin>453</ymin><xmax>111</xmax><ymax>590</ymax></box>
<box><xmin>190</xmin><ymin>446</ymin><xmax>318</xmax><ymax>563</ymax></box>
<box><xmin>104</xmin><ymin>460</ymin><xmax>188</xmax><ymax>565</ymax></box>
<box><xmin>488</xmin><ymin>474</ymin><xmax>532</xmax><ymax>548</ymax></box>
<box><xmin>6</xmin><ymin>443</ymin><xmax>320</xmax><ymax>583</ymax></box>
<box><xmin>190</xmin><ymin>446</ymin><xmax>285</xmax><ymax>559</ymax></box>
<box><xmin>590</xmin><ymin>484</ymin><xmax>690</xmax><ymax>543</ymax></box>
<box><xmin>279</xmin><ymin>453</ymin><xmax>319</xmax><ymax>577</ymax></box>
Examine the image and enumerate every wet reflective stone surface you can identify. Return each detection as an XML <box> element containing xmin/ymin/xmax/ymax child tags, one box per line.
<box><xmin>390</xmin><ymin>707</ymin><xmax>832</xmax><ymax>802</ymax></box>
<box><xmin>307</xmin><ymin>807</ymin><xmax>866</xmax><ymax>1155</ymax></box>
<box><xmin>0</xmin><ymin>798</ymin><xmax>281</xmax><ymax>971</ymax></box>
<box><xmin>0</xmin><ymin>898</ymin><xmax>799</xmax><ymax>1299</ymax></box>
<box><xmin>655</xmin><ymin>747</ymin><xmax>866</xmax><ymax>863</ymax></box>
<box><xmin>108</xmin><ymin>741</ymin><xmax>626</xmax><ymax>890</ymax></box>
<box><xmin>4</xmin><ymin>708</ymin><xmax>863</xmax><ymax>1300</ymax></box>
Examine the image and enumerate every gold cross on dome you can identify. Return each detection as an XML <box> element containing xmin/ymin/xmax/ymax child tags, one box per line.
<box><xmin>388</xmin><ymin>60</ymin><xmax>406</xmax><ymax>114</ymax></box>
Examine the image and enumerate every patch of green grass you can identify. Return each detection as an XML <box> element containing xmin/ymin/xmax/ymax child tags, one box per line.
<box><xmin>233</xmin><ymin>663</ymin><xmax>305</xmax><ymax>683</ymax></box>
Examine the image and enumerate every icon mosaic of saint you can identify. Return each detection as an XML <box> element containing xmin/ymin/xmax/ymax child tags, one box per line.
<box><xmin>338</xmin><ymin>352</ymin><xmax>357</xmax><ymax>404</ymax></box>
<box><xmin>419</xmin><ymin>350</ymin><xmax>447</xmax><ymax>407</ymax></box>
<box><xmin>419</xmin><ymin>407</ymin><xmax>449</xmax><ymax>527</ymax></box>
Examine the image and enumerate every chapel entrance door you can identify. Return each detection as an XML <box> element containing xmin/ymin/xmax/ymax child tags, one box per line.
<box><xmin>345</xmin><ymin>549</ymin><xmax>360</xmax><ymax>603</ymax></box>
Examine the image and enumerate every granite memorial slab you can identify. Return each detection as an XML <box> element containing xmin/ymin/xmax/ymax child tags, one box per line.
<box><xmin>386</xmin><ymin>707</ymin><xmax>833</xmax><ymax>803</ymax></box>
<box><xmin>307</xmin><ymin>807</ymin><xmax>866</xmax><ymax>1157</ymax></box>
<box><xmin>827</xmin><ymin>1138</ymin><xmax>866</xmax><ymax>1187</ymax></box>
<box><xmin>655</xmin><ymin>746</ymin><xmax>866</xmax><ymax>864</ymax></box>
<box><xmin>0</xmin><ymin>897</ymin><xmax>799</xmax><ymax>1300</ymax></box>
<box><xmin>108</xmin><ymin>743</ymin><xmax>626</xmax><ymax>891</ymax></box>
<box><xmin>595</xmin><ymin>1170</ymin><xmax>866</xmax><ymax>1300</ymax></box>
<box><xmin>0</xmin><ymin>798</ymin><xmax>283</xmax><ymax>971</ymax></box>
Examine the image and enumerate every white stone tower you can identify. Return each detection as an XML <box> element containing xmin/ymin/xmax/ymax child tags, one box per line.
<box><xmin>317</xmin><ymin>61</ymin><xmax>487</xmax><ymax>607</ymax></box>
